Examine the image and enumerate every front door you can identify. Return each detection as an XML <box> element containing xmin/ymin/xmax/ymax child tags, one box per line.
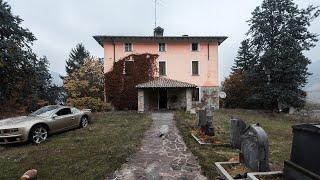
<box><xmin>159</xmin><ymin>89</ymin><xmax>167</xmax><ymax>109</ymax></box>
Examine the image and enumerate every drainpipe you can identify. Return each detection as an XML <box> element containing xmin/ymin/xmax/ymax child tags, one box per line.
<box><xmin>207</xmin><ymin>43</ymin><xmax>210</xmax><ymax>61</ymax></box>
<box><xmin>112</xmin><ymin>39</ymin><xmax>116</xmax><ymax>63</ymax></box>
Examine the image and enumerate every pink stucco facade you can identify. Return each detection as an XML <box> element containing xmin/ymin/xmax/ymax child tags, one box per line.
<box><xmin>103</xmin><ymin>41</ymin><xmax>219</xmax><ymax>87</ymax></box>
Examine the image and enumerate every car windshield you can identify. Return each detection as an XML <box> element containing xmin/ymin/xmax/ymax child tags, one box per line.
<box><xmin>30</xmin><ymin>105</ymin><xmax>60</xmax><ymax>117</ymax></box>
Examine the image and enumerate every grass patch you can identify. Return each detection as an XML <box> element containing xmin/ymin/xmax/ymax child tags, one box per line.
<box><xmin>175</xmin><ymin>109</ymin><xmax>312</xmax><ymax>179</ymax></box>
<box><xmin>0</xmin><ymin>111</ymin><xmax>151</xmax><ymax>179</ymax></box>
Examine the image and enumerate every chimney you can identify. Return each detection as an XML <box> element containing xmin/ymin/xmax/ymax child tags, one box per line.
<box><xmin>154</xmin><ymin>26</ymin><xmax>164</xmax><ymax>37</ymax></box>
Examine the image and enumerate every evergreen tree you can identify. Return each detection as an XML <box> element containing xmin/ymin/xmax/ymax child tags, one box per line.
<box><xmin>222</xmin><ymin>40</ymin><xmax>255</xmax><ymax>108</ymax></box>
<box><xmin>35</xmin><ymin>56</ymin><xmax>53</xmax><ymax>100</ymax></box>
<box><xmin>65</xmin><ymin>43</ymin><xmax>90</xmax><ymax>75</ymax></box>
<box><xmin>246</xmin><ymin>0</ymin><xmax>319</xmax><ymax>109</ymax></box>
<box><xmin>232</xmin><ymin>39</ymin><xmax>255</xmax><ymax>73</ymax></box>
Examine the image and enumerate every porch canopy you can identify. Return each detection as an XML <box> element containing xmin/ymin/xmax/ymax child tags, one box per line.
<box><xmin>136</xmin><ymin>77</ymin><xmax>197</xmax><ymax>89</ymax></box>
<box><xmin>136</xmin><ymin>78</ymin><xmax>197</xmax><ymax>112</ymax></box>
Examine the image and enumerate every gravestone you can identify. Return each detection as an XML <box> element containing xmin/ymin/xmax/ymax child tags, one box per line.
<box><xmin>197</xmin><ymin>108</ymin><xmax>215</xmax><ymax>136</ymax></box>
<box><xmin>205</xmin><ymin>113</ymin><xmax>215</xmax><ymax>136</ymax></box>
<box><xmin>197</xmin><ymin>109</ymin><xmax>207</xmax><ymax>127</ymax></box>
<box><xmin>284</xmin><ymin>123</ymin><xmax>320</xmax><ymax>180</ymax></box>
<box><xmin>240</xmin><ymin>123</ymin><xmax>270</xmax><ymax>172</ymax></box>
<box><xmin>230</xmin><ymin>119</ymin><xmax>246</xmax><ymax>149</ymax></box>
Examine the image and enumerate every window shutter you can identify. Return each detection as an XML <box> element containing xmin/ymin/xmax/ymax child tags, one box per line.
<box><xmin>192</xmin><ymin>61</ymin><xmax>199</xmax><ymax>75</ymax></box>
<box><xmin>159</xmin><ymin>62</ymin><xmax>166</xmax><ymax>76</ymax></box>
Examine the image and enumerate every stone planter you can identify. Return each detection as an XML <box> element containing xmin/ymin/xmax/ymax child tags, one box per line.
<box><xmin>191</xmin><ymin>133</ymin><xmax>211</xmax><ymax>145</ymax></box>
<box><xmin>191</xmin><ymin>133</ymin><xmax>231</xmax><ymax>147</ymax></box>
<box><xmin>214</xmin><ymin>161</ymin><xmax>283</xmax><ymax>180</ymax></box>
<box><xmin>214</xmin><ymin>161</ymin><xmax>241</xmax><ymax>180</ymax></box>
<box><xmin>247</xmin><ymin>171</ymin><xmax>283</xmax><ymax>180</ymax></box>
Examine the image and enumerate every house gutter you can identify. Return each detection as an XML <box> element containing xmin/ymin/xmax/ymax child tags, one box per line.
<box><xmin>112</xmin><ymin>38</ymin><xmax>116</xmax><ymax>63</ymax></box>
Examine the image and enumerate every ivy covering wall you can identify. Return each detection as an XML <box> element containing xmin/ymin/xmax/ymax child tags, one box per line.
<box><xmin>105</xmin><ymin>53</ymin><xmax>158</xmax><ymax>110</ymax></box>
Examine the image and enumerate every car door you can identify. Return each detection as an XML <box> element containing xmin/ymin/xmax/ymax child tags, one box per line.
<box><xmin>71</xmin><ymin>107</ymin><xmax>82</xmax><ymax>127</ymax></box>
<box><xmin>51</xmin><ymin>108</ymin><xmax>74</xmax><ymax>132</ymax></box>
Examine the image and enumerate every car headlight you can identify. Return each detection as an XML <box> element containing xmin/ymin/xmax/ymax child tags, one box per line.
<box><xmin>1</xmin><ymin>128</ymin><xmax>20</xmax><ymax>134</ymax></box>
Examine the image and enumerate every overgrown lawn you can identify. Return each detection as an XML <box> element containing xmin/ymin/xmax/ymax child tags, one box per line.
<box><xmin>0</xmin><ymin>111</ymin><xmax>151</xmax><ymax>179</ymax></box>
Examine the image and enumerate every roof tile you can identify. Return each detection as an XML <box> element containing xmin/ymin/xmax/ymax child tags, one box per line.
<box><xmin>136</xmin><ymin>78</ymin><xmax>197</xmax><ymax>88</ymax></box>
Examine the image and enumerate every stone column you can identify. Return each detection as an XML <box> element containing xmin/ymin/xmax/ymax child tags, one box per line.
<box><xmin>138</xmin><ymin>89</ymin><xmax>144</xmax><ymax>113</ymax></box>
<box><xmin>186</xmin><ymin>88</ymin><xmax>192</xmax><ymax>112</ymax></box>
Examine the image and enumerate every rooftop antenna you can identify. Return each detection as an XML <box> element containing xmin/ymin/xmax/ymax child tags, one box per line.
<box><xmin>154</xmin><ymin>0</ymin><xmax>157</xmax><ymax>28</ymax></box>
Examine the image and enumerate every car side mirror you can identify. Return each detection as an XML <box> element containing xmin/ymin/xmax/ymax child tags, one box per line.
<box><xmin>52</xmin><ymin>114</ymin><xmax>58</xmax><ymax>119</ymax></box>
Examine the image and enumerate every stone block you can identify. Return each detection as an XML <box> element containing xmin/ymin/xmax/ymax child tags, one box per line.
<box><xmin>240</xmin><ymin>123</ymin><xmax>269</xmax><ymax>172</ymax></box>
<box><xmin>230</xmin><ymin>119</ymin><xmax>246</xmax><ymax>149</ymax></box>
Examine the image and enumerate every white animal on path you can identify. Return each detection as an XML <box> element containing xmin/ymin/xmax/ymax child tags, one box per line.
<box><xmin>159</xmin><ymin>125</ymin><xmax>169</xmax><ymax>137</ymax></box>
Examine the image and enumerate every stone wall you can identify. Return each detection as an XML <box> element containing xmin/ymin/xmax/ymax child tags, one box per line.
<box><xmin>167</xmin><ymin>88</ymin><xmax>186</xmax><ymax>110</ymax></box>
<box><xmin>145</xmin><ymin>89</ymin><xmax>158</xmax><ymax>111</ymax></box>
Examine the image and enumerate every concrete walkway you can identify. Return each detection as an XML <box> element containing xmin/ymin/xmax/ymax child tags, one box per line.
<box><xmin>108</xmin><ymin>112</ymin><xmax>206</xmax><ymax>180</ymax></box>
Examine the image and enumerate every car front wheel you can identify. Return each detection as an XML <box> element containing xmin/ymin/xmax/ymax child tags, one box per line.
<box><xmin>29</xmin><ymin>125</ymin><xmax>48</xmax><ymax>144</ymax></box>
<box><xmin>80</xmin><ymin>116</ymin><xmax>89</xmax><ymax>128</ymax></box>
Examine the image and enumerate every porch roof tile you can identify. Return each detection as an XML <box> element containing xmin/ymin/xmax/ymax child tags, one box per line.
<box><xmin>136</xmin><ymin>78</ymin><xmax>197</xmax><ymax>88</ymax></box>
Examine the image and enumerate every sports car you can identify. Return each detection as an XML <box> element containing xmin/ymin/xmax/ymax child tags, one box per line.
<box><xmin>0</xmin><ymin>105</ymin><xmax>92</xmax><ymax>144</ymax></box>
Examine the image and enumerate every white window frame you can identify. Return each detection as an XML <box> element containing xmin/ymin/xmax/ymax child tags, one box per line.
<box><xmin>158</xmin><ymin>43</ymin><xmax>166</xmax><ymax>52</ymax></box>
<box><xmin>158</xmin><ymin>60</ymin><xmax>167</xmax><ymax>76</ymax></box>
<box><xmin>191</xmin><ymin>42</ymin><xmax>200</xmax><ymax>52</ymax></box>
<box><xmin>191</xmin><ymin>60</ymin><xmax>200</xmax><ymax>76</ymax></box>
<box><xmin>124</xmin><ymin>42</ymin><xmax>133</xmax><ymax>52</ymax></box>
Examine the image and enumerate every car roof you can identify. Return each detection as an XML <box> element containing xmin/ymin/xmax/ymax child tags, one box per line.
<box><xmin>45</xmin><ymin>105</ymin><xmax>75</xmax><ymax>109</ymax></box>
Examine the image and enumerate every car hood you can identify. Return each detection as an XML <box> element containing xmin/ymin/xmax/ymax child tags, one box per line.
<box><xmin>0</xmin><ymin>116</ymin><xmax>45</xmax><ymax>128</ymax></box>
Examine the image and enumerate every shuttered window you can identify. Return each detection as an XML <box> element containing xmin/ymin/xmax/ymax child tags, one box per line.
<box><xmin>192</xmin><ymin>61</ymin><xmax>199</xmax><ymax>75</ymax></box>
<box><xmin>191</xmin><ymin>43</ymin><xmax>199</xmax><ymax>51</ymax></box>
<box><xmin>125</xmin><ymin>61</ymin><xmax>134</xmax><ymax>75</ymax></box>
<box><xmin>159</xmin><ymin>61</ymin><xmax>166</xmax><ymax>76</ymax></box>
<box><xmin>158</xmin><ymin>43</ymin><xmax>166</xmax><ymax>52</ymax></box>
<box><xmin>124</xmin><ymin>43</ymin><xmax>132</xmax><ymax>52</ymax></box>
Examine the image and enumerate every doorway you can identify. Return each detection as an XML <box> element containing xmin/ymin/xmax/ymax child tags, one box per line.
<box><xmin>158</xmin><ymin>89</ymin><xmax>168</xmax><ymax>109</ymax></box>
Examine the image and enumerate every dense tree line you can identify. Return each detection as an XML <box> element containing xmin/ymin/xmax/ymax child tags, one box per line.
<box><xmin>0</xmin><ymin>0</ymin><xmax>61</xmax><ymax>115</ymax></box>
<box><xmin>222</xmin><ymin>0</ymin><xmax>319</xmax><ymax>110</ymax></box>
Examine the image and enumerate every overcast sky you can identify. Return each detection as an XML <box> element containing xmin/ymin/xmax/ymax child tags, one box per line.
<box><xmin>6</xmin><ymin>0</ymin><xmax>320</xmax><ymax>81</ymax></box>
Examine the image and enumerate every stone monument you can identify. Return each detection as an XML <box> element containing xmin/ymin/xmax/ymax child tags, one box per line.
<box><xmin>240</xmin><ymin>123</ymin><xmax>270</xmax><ymax>172</ymax></box>
<box><xmin>284</xmin><ymin>123</ymin><xmax>320</xmax><ymax>180</ymax></box>
<box><xmin>230</xmin><ymin>119</ymin><xmax>246</xmax><ymax>149</ymax></box>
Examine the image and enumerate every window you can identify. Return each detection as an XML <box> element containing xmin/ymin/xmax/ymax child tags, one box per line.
<box><xmin>192</xmin><ymin>61</ymin><xmax>199</xmax><ymax>75</ymax></box>
<box><xmin>124</xmin><ymin>43</ymin><xmax>132</xmax><ymax>52</ymax></box>
<box><xmin>71</xmin><ymin>108</ymin><xmax>80</xmax><ymax>114</ymax></box>
<box><xmin>191</xmin><ymin>43</ymin><xmax>199</xmax><ymax>51</ymax></box>
<box><xmin>158</xmin><ymin>43</ymin><xmax>166</xmax><ymax>52</ymax></box>
<box><xmin>192</xmin><ymin>88</ymin><xmax>200</xmax><ymax>101</ymax></box>
<box><xmin>159</xmin><ymin>61</ymin><xmax>166</xmax><ymax>76</ymax></box>
<box><xmin>125</xmin><ymin>61</ymin><xmax>134</xmax><ymax>75</ymax></box>
<box><xmin>56</xmin><ymin>108</ymin><xmax>71</xmax><ymax>116</ymax></box>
